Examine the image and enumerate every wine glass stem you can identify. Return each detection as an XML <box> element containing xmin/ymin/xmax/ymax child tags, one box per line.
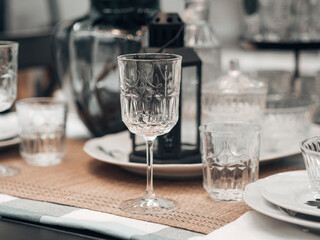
<box><xmin>144</xmin><ymin>137</ymin><xmax>156</xmax><ymax>200</ymax></box>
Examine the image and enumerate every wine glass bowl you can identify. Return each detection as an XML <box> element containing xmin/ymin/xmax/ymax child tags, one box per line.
<box><xmin>118</xmin><ymin>53</ymin><xmax>182</xmax><ymax>213</ymax></box>
<box><xmin>0</xmin><ymin>41</ymin><xmax>19</xmax><ymax>177</ymax></box>
<box><xmin>119</xmin><ymin>54</ymin><xmax>181</xmax><ymax>138</ymax></box>
<box><xmin>0</xmin><ymin>41</ymin><xmax>18</xmax><ymax>112</ymax></box>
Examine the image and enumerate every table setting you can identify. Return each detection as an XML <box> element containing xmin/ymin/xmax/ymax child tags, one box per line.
<box><xmin>83</xmin><ymin>122</ymin><xmax>320</xmax><ymax>179</ymax></box>
<box><xmin>0</xmin><ymin>136</ymin><xmax>310</xmax><ymax>239</ymax></box>
<box><xmin>0</xmin><ymin>47</ymin><xmax>318</xmax><ymax>239</ymax></box>
<box><xmin>2</xmin><ymin>3</ymin><xmax>320</xmax><ymax>240</ymax></box>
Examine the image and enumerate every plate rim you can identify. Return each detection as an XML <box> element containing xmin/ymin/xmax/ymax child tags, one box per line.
<box><xmin>83</xmin><ymin>125</ymin><xmax>312</xmax><ymax>169</ymax></box>
<box><xmin>0</xmin><ymin>112</ymin><xmax>19</xmax><ymax>141</ymax></box>
<box><xmin>83</xmin><ymin>138</ymin><xmax>202</xmax><ymax>170</ymax></box>
<box><xmin>261</xmin><ymin>171</ymin><xmax>320</xmax><ymax>217</ymax></box>
<box><xmin>83</xmin><ymin>134</ymin><xmax>202</xmax><ymax>178</ymax></box>
<box><xmin>244</xmin><ymin>170</ymin><xmax>320</xmax><ymax>230</ymax></box>
<box><xmin>0</xmin><ymin>136</ymin><xmax>20</xmax><ymax>148</ymax></box>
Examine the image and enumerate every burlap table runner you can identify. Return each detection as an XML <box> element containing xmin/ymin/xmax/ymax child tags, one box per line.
<box><xmin>0</xmin><ymin>139</ymin><xmax>303</xmax><ymax>234</ymax></box>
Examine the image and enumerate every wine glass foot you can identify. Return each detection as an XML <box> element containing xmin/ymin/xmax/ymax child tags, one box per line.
<box><xmin>0</xmin><ymin>164</ymin><xmax>19</xmax><ymax>177</ymax></box>
<box><xmin>120</xmin><ymin>197</ymin><xmax>178</xmax><ymax>214</ymax></box>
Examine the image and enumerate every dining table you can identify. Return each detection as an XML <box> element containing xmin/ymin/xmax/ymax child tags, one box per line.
<box><xmin>0</xmin><ymin>113</ymin><xmax>319</xmax><ymax>240</ymax></box>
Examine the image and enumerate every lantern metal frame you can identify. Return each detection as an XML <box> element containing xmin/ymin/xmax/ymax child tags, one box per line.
<box><xmin>129</xmin><ymin>12</ymin><xmax>202</xmax><ymax>164</ymax></box>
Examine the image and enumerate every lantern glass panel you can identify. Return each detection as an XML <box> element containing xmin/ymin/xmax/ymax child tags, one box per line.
<box><xmin>134</xmin><ymin>135</ymin><xmax>145</xmax><ymax>152</ymax></box>
<box><xmin>181</xmin><ymin>66</ymin><xmax>198</xmax><ymax>150</ymax></box>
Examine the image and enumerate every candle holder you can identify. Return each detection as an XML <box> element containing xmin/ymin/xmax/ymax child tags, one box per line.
<box><xmin>130</xmin><ymin>12</ymin><xmax>202</xmax><ymax>164</ymax></box>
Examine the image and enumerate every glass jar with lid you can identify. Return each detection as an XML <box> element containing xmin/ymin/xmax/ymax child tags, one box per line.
<box><xmin>202</xmin><ymin>59</ymin><xmax>267</xmax><ymax>124</ymax></box>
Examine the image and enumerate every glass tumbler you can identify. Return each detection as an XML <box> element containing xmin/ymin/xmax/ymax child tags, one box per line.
<box><xmin>200</xmin><ymin>122</ymin><xmax>261</xmax><ymax>201</ymax></box>
<box><xmin>300</xmin><ymin>136</ymin><xmax>320</xmax><ymax>195</ymax></box>
<box><xmin>16</xmin><ymin>98</ymin><xmax>67</xmax><ymax>166</ymax></box>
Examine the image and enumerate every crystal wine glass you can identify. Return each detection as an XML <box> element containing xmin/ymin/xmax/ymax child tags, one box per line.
<box><xmin>0</xmin><ymin>41</ymin><xmax>19</xmax><ymax>176</ymax></box>
<box><xmin>117</xmin><ymin>53</ymin><xmax>182</xmax><ymax>213</ymax></box>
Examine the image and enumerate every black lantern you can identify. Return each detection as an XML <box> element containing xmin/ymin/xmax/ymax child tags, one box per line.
<box><xmin>129</xmin><ymin>12</ymin><xmax>202</xmax><ymax>164</ymax></box>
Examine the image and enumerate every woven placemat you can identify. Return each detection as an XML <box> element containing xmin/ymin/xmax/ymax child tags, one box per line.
<box><xmin>0</xmin><ymin>139</ymin><xmax>303</xmax><ymax>234</ymax></box>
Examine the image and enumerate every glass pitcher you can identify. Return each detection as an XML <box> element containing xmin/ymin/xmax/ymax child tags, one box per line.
<box><xmin>53</xmin><ymin>0</ymin><xmax>159</xmax><ymax>136</ymax></box>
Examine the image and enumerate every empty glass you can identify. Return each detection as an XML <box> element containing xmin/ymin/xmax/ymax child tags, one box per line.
<box><xmin>259</xmin><ymin>0</ymin><xmax>294</xmax><ymax>41</ymax></box>
<box><xmin>250</xmin><ymin>70</ymin><xmax>292</xmax><ymax>99</ymax></box>
<box><xmin>183</xmin><ymin>0</ymin><xmax>221</xmax><ymax>86</ymax></box>
<box><xmin>118</xmin><ymin>53</ymin><xmax>182</xmax><ymax>213</ymax></box>
<box><xmin>16</xmin><ymin>98</ymin><xmax>67</xmax><ymax>166</ymax></box>
<box><xmin>0</xmin><ymin>41</ymin><xmax>19</xmax><ymax>176</ymax></box>
<box><xmin>310</xmin><ymin>0</ymin><xmax>320</xmax><ymax>40</ymax></box>
<box><xmin>242</xmin><ymin>0</ymin><xmax>320</xmax><ymax>42</ymax></box>
<box><xmin>300</xmin><ymin>136</ymin><xmax>320</xmax><ymax>195</ymax></box>
<box><xmin>200</xmin><ymin>122</ymin><xmax>261</xmax><ymax>201</ymax></box>
<box><xmin>262</xmin><ymin>97</ymin><xmax>317</xmax><ymax>153</ymax></box>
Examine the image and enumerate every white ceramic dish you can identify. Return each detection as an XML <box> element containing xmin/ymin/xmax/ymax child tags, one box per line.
<box><xmin>83</xmin><ymin>124</ymin><xmax>320</xmax><ymax>178</ymax></box>
<box><xmin>262</xmin><ymin>171</ymin><xmax>320</xmax><ymax>217</ymax></box>
<box><xmin>244</xmin><ymin>171</ymin><xmax>320</xmax><ymax>230</ymax></box>
<box><xmin>0</xmin><ymin>112</ymin><xmax>19</xmax><ymax>148</ymax></box>
<box><xmin>0</xmin><ymin>136</ymin><xmax>20</xmax><ymax>148</ymax></box>
<box><xmin>0</xmin><ymin>112</ymin><xmax>18</xmax><ymax>141</ymax></box>
<box><xmin>83</xmin><ymin>131</ymin><xmax>201</xmax><ymax>179</ymax></box>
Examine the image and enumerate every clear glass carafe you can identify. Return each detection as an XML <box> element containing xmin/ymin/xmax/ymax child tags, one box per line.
<box><xmin>183</xmin><ymin>0</ymin><xmax>221</xmax><ymax>86</ymax></box>
<box><xmin>202</xmin><ymin>59</ymin><xmax>267</xmax><ymax>124</ymax></box>
<box><xmin>53</xmin><ymin>0</ymin><xmax>159</xmax><ymax>136</ymax></box>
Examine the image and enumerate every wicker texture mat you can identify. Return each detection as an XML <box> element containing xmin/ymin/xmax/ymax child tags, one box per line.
<box><xmin>0</xmin><ymin>139</ymin><xmax>303</xmax><ymax>234</ymax></box>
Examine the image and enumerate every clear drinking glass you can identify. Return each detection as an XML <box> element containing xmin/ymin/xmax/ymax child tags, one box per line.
<box><xmin>0</xmin><ymin>41</ymin><xmax>19</xmax><ymax>176</ymax></box>
<box><xmin>262</xmin><ymin>97</ymin><xmax>316</xmax><ymax>153</ymax></box>
<box><xmin>300</xmin><ymin>136</ymin><xmax>320</xmax><ymax>195</ymax></box>
<box><xmin>117</xmin><ymin>53</ymin><xmax>182</xmax><ymax>213</ymax></box>
<box><xmin>183</xmin><ymin>0</ymin><xmax>221</xmax><ymax>86</ymax></box>
<box><xmin>259</xmin><ymin>0</ymin><xmax>294</xmax><ymax>41</ymax></box>
<box><xmin>16</xmin><ymin>98</ymin><xmax>67</xmax><ymax>167</ymax></box>
<box><xmin>200</xmin><ymin>122</ymin><xmax>261</xmax><ymax>201</ymax></box>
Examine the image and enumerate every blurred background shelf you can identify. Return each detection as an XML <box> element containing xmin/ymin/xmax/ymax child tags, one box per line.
<box><xmin>240</xmin><ymin>39</ymin><xmax>320</xmax><ymax>51</ymax></box>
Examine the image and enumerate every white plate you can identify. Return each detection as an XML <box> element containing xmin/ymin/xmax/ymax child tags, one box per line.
<box><xmin>83</xmin><ymin>125</ymin><xmax>316</xmax><ymax>178</ymax></box>
<box><xmin>0</xmin><ymin>112</ymin><xmax>19</xmax><ymax>148</ymax></box>
<box><xmin>244</xmin><ymin>171</ymin><xmax>320</xmax><ymax>230</ymax></box>
<box><xmin>262</xmin><ymin>171</ymin><xmax>320</xmax><ymax>217</ymax></box>
<box><xmin>0</xmin><ymin>136</ymin><xmax>20</xmax><ymax>148</ymax></box>
<box><xmin>83</xmin><ymin>131</ymin><xmax>202</xmax><ymax>179</ymax></box>
<box><xmin>0</xmin><ymin>112</ymin><xmax>18</xmax><ymax>141</ymax></box>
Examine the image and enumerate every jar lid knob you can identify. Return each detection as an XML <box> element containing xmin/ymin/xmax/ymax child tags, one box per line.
<box><xmin>229</xmin><ymin>59</ymin><xmax>240</xmax><ymax>72</ymax></box>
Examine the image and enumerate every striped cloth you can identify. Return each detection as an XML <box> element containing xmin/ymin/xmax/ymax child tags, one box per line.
<box><xmin>1</xmin><ymin>191</ymin><xmax>319</xmax><ymax>239</ymax></box>
<box><xmin>0</xmin><ymin>194</ymin><xmax>203</xmax><ymax>240</ymax></box>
